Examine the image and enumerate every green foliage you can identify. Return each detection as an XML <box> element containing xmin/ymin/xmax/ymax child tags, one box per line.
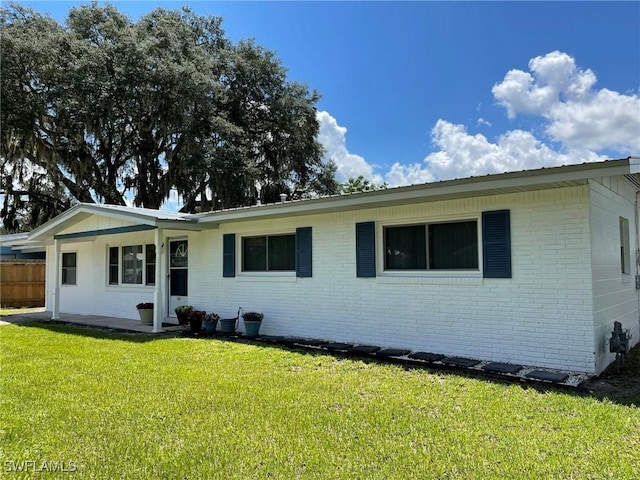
<box><xmin>242</xmin><ymin>311</ymin><xmax>264</xmax><ymax>322</ymax></box>
<box><xmin>1</xmin><ymin>323</ymin><xmax>639</xmax><ymax>479</ymax></box>
<box><xmin>341</xmin><ymin>175</ymin><xmax>388</xmax><ymax>194</ymax></box>
<box><xmin>0</xmin><ymin>3</ymin><xmax>338</xmax><ymax>231</ymax></box>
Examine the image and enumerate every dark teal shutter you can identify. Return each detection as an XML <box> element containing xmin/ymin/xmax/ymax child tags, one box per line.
<box><xmin>482</xmin><ymin>210</ymin><xmax>511</xmax><ymax>278</ymax></box>
<box><xmin>356</xmin><ymin>222</ymin><xmax>376</xmax><ymax>277</ymax></box>
<box><xmin>223</xmin><ymin>234</ymin><xmax>235</xmax><ymax>277</ymax></box>
<box><xmin>296</xmin><ymin>227</ymin><xmax>312</xmax><ymax>277</ymax></box>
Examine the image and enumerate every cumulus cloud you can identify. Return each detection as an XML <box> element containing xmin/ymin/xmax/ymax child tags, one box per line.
<box><xmin>493</xmin><ymin>50</ymin><xmax>640</xmax><ymax>152</ymax></box>
<box><xmin>384</xmin><ymin>120</ymin><xmax>605</xmax><ymax>186</ymax></box>
<box><xmin>317</xmin><ymin>51</ymin><xmax>636</xmax><ymax>188</ymax></box>
<box><xmin>316</xmin><ymin>111</ymin><xmax>384</xmax><ymax>184</ymax></box>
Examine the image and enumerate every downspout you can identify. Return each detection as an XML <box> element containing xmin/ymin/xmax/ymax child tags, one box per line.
<box><xmin>632</xmin><ymin>156</ymin><xmax>640</xmax><ymax>334</ymax></box>
<box><xmin>635</xmin><ymin>191</ymin><xmax>640</xmax><ymax>331</ymax></box>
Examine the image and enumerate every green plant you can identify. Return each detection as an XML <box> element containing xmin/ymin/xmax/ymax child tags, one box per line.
<box><xmin>205</xmin><ymin>313</ymin><xmax>220</xmax><ymax>323</ymax></box>
<box><xmin>175</xmin><ymin>305</ymin><xmax>194</xmax><ymax>326</ymax></box>
<box><xmin>136</xmin><ymin>302</ymin><xmax>153</xmax><ymax>310</ymax></box>
<box><xmin>242</xmin><ymin>311</ymin><xmax>264</xmax><ymax>322</ymax></box>
<box><xmin>188</xmin><ymin>310</ymin><xmax>207</xmax><ymax>323</ymax></box>
<box><xmin>175</xmin><ymin>305</ymin><xmax>193</xmax><ymax>316</ymax></box>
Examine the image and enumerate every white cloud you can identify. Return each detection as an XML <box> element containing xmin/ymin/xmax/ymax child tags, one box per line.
<box><xmin>317</xmin><ymin>51</ymin><xmax>636</xmax><ymax>189</ymax></box>
<box><xmin>383</xmin><ymin>120</ymin><xmax>605</xmax><ymax>186</ymax></box>
<box><xmin>316</xmin><ymin>111</ymin><xmax>383</xmax><ymax>184</ymax></box>
<box><xmin>493</xmin><ymin>50</ymin><xmax>640</xmax><ymax>152</ymax></box>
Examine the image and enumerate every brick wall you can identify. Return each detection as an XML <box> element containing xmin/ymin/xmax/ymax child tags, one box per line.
<box><xmin>189</xmin><ymin>185</ymin><xmax>596</xmax><ymax>373</ymax></box>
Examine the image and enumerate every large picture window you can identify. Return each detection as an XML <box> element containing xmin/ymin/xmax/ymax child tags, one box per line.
<box><xmin>242</xmin><ymin>234</ymin><xmax>295</xmax><ymax>272</ymax></box>
<box><xmin>384</xmin><ymin>220</ymin><xmax>478</xmax><ymax>270</ymax></box>
<box><xmin>108</xmin><ymin>244</ymin><xmax>156</xmax><ymax>286</ymax></box>
<box><xmin>61</xmin><ymin>252</ymin><xmax>77</xmax><ymax>285</ymax></box>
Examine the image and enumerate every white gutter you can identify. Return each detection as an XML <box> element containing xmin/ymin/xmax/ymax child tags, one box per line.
<box><xmin>198</xmin><ymin>158</ymin><xmax>634</xmax><ymax>225</ymax></box>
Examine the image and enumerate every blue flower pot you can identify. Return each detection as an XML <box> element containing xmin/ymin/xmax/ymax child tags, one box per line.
<box><xmin>204</xmin><ymin>319</ymin><xmax>217</xmax><ymax>334</ymax></box>
<box><xmin>244</xmin><ymin>320</ymin><xmax>262</xmax><ymax>338</ymax></box>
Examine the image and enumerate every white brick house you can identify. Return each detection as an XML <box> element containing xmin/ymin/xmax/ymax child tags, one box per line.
<box><xmin>21</xmin><ymin>159</ymin><xmax>640</xmax><ymax>375</ymax></box>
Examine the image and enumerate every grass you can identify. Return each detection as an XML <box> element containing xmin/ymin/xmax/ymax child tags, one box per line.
<box><xmin>0</xmin><ymin>307</ymin><xmax>45</xmax><ymax>317</ymax></box>
<box><xmin>1</xmin><ymin>323</ymin><xmax>638</xmax><ymax>479</ymax></box>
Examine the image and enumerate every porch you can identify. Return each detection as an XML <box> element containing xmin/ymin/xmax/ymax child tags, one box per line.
<box><xmin>0</xmin><ymin>310</ymin><xmax>183</xmax><ymax>334</ymax></box>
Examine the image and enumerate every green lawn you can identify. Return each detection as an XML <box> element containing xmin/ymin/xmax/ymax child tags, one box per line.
<box><xmin>1</xmin><ymin>323</ymin><xmax>638</xmax><ymax>479</ymax></box>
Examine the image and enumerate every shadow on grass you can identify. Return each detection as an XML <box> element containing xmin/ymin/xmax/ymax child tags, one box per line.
<box><xmin>7</xmin><ymin>320</ymin><xmax>173</xmax><ymax>344</ymax></box>
<box><xmin>6</xmin><ymin>320</ymin><xmax>640</xmax><ymax>407</ymax></box>
<box><xmin>222</xmin><ymin>336</ymin><xmax>640</xmax><ymax>409</ymax></box>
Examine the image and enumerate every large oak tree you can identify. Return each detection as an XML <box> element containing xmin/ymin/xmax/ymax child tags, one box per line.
<box><xmin>1</xmin><ymin>3</ymin><xmax>337</xmax><ymax>232</ymax></box>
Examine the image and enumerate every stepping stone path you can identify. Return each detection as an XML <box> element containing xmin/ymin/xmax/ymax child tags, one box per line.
<box><xmin>483</xmin><ymin>362</ymin><xmax>523</xmax><ymax>374</ymax></box>
<box><xmin>375</xmin><ymin>348</ymin><xmax>411</xmax><ymax>358</ymax></box>
<box><xmin>442</xmin><ymin>356</ymin><xmax>481</xmax><ymax>368</ymax></box>
<box><xmin>525</xmin><ymin>370</ymin><xmax>569</xmax><ymax>383</ymax></box>
<box><xmin>408</xmin><ymin>352</ymin><xmax>445</xmax><ymax>362</ymax></box>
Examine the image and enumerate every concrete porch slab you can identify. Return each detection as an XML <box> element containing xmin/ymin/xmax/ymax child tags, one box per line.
<box><xmin>0</xmin><ymin>311</ymin><xmax>182</xmax><ymax>334</ymax></box>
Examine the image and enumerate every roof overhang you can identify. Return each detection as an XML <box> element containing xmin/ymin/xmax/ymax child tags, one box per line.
<box><xmin>198</xmin><ymin>159</ymin><xmax>637</xmax><ymax>225</ymax></box>
<box><xmin>28</xmin><ymin>203</ymin><xmax>214</xmax><ymax>243</ymax></box>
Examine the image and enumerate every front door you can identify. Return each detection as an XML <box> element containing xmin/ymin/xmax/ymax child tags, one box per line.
<box><xmin>168</xmin><ymin>239</ymin><xmax>188</xmax><ymax>322</ymax></box>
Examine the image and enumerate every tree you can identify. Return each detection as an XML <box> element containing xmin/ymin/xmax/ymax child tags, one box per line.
<box><xmin>341</xmin><ymin>175</ymin><xmax>388</xmax><ymax>194</ymax></box>
<box><xmin>0</xmin><ymin>3</ymin><xmax>337</xmax><ymax>231</ymax></box>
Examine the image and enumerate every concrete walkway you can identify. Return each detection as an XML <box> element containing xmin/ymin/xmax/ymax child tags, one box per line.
<box><xmin>0</xmin><ymin>310</ymin><xmax>182</xmax><ymax>333</ymax></box>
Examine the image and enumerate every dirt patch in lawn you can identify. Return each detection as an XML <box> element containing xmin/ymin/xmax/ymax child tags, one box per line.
<box><xmin>582</xmin><ymin>344</ymin><xmax>640</xmax><ymax>406</ymax></box>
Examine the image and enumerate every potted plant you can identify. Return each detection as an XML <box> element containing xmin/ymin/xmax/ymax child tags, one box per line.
<box><xmin>204</xmin><ymin>312</ymin><xmax>220</xmax><ymax>335</ymax></box>
<box><xmin>175</xmin><ymin>305</ymin><xmax>193</xmax><ymax>326</ymax></box>
<box><xmin>220</xmin><ymin>307</ymin><xmax>241</xmax><ymax>334</ymax></box>
<box><xmin>242</xmin><ymin>311</ymin><xmax>264</xmax><ymax>338</ymax></box>
<box><xmin>188</xmin><ymin>310</ymin><xmax>206</xmax><ymax>332</ymax></box>
<box><xmin>136</xmin><ymin>302</ymin><xmax>154</xmax><ymax>326</ymax></box>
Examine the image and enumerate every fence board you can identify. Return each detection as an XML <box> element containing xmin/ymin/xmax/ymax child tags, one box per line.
<box><xmin>1</xmin><ymin>261</ymin><xmax>46</xmax><ymax>307</ymax></box>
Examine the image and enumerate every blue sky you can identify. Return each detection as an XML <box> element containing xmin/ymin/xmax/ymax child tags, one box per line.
<box><xmin>13</xmin><ymin>1</ymin><xmax>640</xmax><ymax>186</ymax></box>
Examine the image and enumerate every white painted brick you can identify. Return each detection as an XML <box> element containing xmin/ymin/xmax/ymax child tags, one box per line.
<box><xmin>49</xmin><ymin>181</ymin><xmax>640</xmax><ymax>375</ymax></box>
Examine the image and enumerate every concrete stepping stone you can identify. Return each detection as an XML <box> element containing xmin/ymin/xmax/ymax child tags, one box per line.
<box><xmin>408</xmin><ymin>352</ymin><xmax>445</xmax><ymax>362</ymax></box>
<box><xmin>324</xmin><ymin>342</ymin><xmax>354</xmax><ymax>351</ymax></box>
<box><xmin>350</xmin><ymin>345</ymin><xmax>381</xmax><ymax>354</ymax></box>
<box><xmin>376</xmin><ymin>348</ymin><xmax>411</xmax><ymax>358</ymax></box>
<box><xmin>297</xmin><ymin>339</ymin><xmax>327</xmax><ymax>347</ymax></box>
<box><xmin>442</xmin><ymin>356</ymin><xmax>481</xmax><ymax>368</ymax></box>
<box><xmin>483</xmin><ymin>362</ymin><xmax>523</xmax><ymax>374</ymax></box>
<box><xmin>256</xmin><ymin>335</ymin><xmax>284</xmax><ymax>343</ymax></box>
<box><xmin>525</xmin><ymin>370</ymin><xmax>568</xmax><ymax>383</ymax></box>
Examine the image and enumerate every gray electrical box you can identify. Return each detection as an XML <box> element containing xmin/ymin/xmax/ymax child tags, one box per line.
<box><xmin>636</xmin><ymin>275</ymin><xmax>640</xmax><ymax>289</ymax></box>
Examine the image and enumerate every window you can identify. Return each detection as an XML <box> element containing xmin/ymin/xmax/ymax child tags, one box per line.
<box><xmin>242</xmin><ymin>234</ymin><xmax>295</xmax><ymax>272</ymax></box>
<box><xmin>108</xmin><ymin>244</ymin><xmax>156</xmax><ymax>286</ymax></box>
<box><xmin>61</xmin><ymin>252</ymin><xmax>77</xmax><ymax>285</ymax></box>
<box><xmin>108</xmin><ymin>247</ymin><xmax>119</xmax><ymax>285</ymax></box>
<box><xmin>620</xmin><ymin>217</ymin><xmax>630</xmax><ymax>275</ymax></box>
<box><xmin>145</xmin><ymin>244</ymin><xmax>156</xmax><ymax>285</ymax></box>
<box><xmin>384</xmin><ymin>220</ymin><xmax>478</xmax><ymax>271</ymax></box>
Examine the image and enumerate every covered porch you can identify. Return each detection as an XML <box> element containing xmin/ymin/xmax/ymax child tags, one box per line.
<box><xmin>0</xmin><ymin>310</ymin><xmax>184</xmax><ymax>334</ymax></box>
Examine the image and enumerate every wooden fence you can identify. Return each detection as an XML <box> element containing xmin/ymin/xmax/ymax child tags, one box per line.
<box><xmin>1</xmin><ymin>261</ymin><xmax>46</xmax><ymax>307</ymax></box>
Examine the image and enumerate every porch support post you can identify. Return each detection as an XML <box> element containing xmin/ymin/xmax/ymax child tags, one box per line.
<box><xmin>152</xmin><ymin>228</ymin><xmax>164</xmax><ymax>333</ymax></box>
<box><xmin>52</xmin><ymin>238</ymin><xmax>61</xmax><ymax>320</ymax></box>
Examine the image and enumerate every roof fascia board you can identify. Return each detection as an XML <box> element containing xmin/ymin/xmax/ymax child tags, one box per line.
<box><xmin>155</xmin><ymin>220</ymin><xmax>217</xmax><ymax>231</ymax></box>
<box><xmin>200</xmin><ymin>161</ymin><xmax>630</xmax><ymax>225</ymax></box>
<box><xmin>29</xmin><ymin>204</ymin><xmax>204</xmax><ymax>241</ymax></box>
<box><xmin>54</xmin><ymin>224</ymin><xmax>156</xmax><ymax>240</ymax></box>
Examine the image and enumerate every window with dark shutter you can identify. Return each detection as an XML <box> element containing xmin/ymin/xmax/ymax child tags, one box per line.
<box><xmin>296</xmin><ymin>227</ymin><xmax>312</xmax><ymax>277</ymax></box>
<box><xmin>482</xmin><ymin>210</ymin><xmax>511</xmax><ymax>278</ymax></box>
<box><xmin>356</xmin><ymin>222</ymin><xmax>376</xmax><ymax>277</ymax></box>
<box><xmin>223</xmin><ymin>234</ymin><xmax>236</xmax><ymax>278</ymax></box>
